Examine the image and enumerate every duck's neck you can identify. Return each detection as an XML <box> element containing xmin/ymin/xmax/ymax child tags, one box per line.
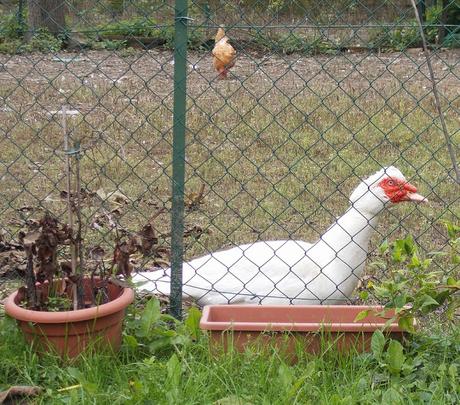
<box><xmin>309</xmin><ymin>205</ymin><xmax>382</xmax><ymax>279</ymax></box>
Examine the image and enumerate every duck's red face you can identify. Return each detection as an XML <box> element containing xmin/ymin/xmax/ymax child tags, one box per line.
<box><xmin>378</xmin><ymin>177</ymin><xmax>427</xmax><ymax>203</ymax></box>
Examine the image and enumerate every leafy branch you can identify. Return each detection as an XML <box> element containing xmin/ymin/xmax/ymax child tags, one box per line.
<box><xmin>357</xmin><ymin>221</ymin><xmax>459</xmax><ymax>332</ymax></box>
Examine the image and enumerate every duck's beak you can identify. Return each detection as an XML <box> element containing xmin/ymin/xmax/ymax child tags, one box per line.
<box><xmin>406</xmin><ymin>192</ymin><xmax>428</xmax><ymax>203</ymax></box>
<box><xmin>404</xmin><ymin>182</ymin><xmax>428</xmax><ymax>203</ymax></box>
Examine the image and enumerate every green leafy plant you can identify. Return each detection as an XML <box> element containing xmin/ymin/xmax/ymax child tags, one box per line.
<box><xmin>123</xmin><ymin>298</ymin><xmax>202</xmax><ymax>354</ymax></box>
<box><xmin>96</xmin><ymin>18</ymin><xmax>205</xmax><ymax>50</ymax></box>
<box><xmin>94</xmin><ymin>39</ymin><xmax>127</xmax><ymax>50</ymax></box>
<box><xmin>107</xmin><ymin>0</ymin><xmax>124</xmax><ymax>16</ymax></box>
<box><xmin>0</xmin><ymin>28</ymin><xmax>63</xmax><ymax>54</ymax></box>
<box><xmin>100</xmin><ymin>17</ymin><xmax>163</xmax><ymax>37</ymax></box>
<box><xmin>165</xmin><ymin>354</ymin><xmax>182</xmax><ymax>403</ymax></box>
<box><xmin>46</xmin><ymin>296</ymin><xmax>73</xmax><ymax>312</ymax></box>
<box><xmin>0</xmin><ymin>39</ymin><xmax>22</xmax><ymax>54</ymax></box>
<box><xmin>371</xmin><ymin>330</ymin><xmax>410</xmax><ymax>376</ymax></box>
<box><xmin>365</xmin><ymin>328</ymin><xmax>459</xmax><ymax>403</ymax></box>
<box><xmin>159</xmin><ymin>25</ymin><xmax>206</xmax><ymax>50</ymax></box>
<box><xmin>443</xmin><ymin>31</ymin><xmax>460</xmax><ymax>48</ymax></box>
<box><xmin>0</xmin><ymin>11</ymin><xmax>27</xmax><ymax>54</ymax></box>
<box><xmin>22</xmin><ymin>29</ymin><xmax>63</xmax><ymax>53</ymax></box>
<box><xmin>370</xmin><ymin>5</ymin><xmax>443</xmax><ymax>51</ymax></box>
<box><xmin>0</xmin><ymin>12</ymin><xmax>25</xmax><ymax>40</ymax></box>
<box><xmin>253</xmin><ymin>31</ymin><xmax>335</xmax><ymax>55</ymax></box>
<box><xmin>358</xmin><ymin>221</ymin><xmax>459</xmax><ymax>332</ymax></box>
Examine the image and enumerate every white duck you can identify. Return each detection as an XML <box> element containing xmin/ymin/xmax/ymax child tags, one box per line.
<box><xmin>134</xmin><ymin>167</ymin><xmax>426</xmax><ymax>305</ymax></box>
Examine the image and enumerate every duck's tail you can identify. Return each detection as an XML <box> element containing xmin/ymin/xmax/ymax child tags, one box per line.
<box><xmin>132</xmin><ymin>269</ymin><xmax>172</xmax><ymax>295</ymax></box>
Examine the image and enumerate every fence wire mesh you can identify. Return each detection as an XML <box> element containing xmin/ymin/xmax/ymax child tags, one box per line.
<box><xmin>0</xmin><ymin>0</ymin><xmax>459</xmax><ymax>316</ymax></box>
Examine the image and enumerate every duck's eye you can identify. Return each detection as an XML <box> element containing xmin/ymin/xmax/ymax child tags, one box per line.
<box><xmin>387</xmin><ymin>180</ymin><xmax>394</xmax><ymax>186</ymax></box>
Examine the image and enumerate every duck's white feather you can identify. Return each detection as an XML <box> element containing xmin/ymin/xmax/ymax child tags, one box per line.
<box><xmin>133</xmin><ymin>166</ymin><xmax>407</xmax><ymax>305</ymax></box>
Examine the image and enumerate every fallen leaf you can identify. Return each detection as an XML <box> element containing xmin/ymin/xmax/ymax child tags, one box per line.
<box><xmin>0</xmin><ymin>250</ymin><xmax>27</xmax><ymax>277</ymax></box>
<box><xmin>88</xmin><ymin>246</ymin><xmax>105</xmax><ymax>261</ymax></box>
<box><xmin>97</xmin><ymin>189</ymin><xmax>129</xmax><ymax>205</ymax></box>
<box><xmin>21</xmin><ymin>231</ymin><xmax>41</xmax><ymax>247</ymax></box>
<box><xmin>138</xmin><ymin>224</ymin><xmax>158</xmax><ymax>256</ymax></box>
<box><xmin>113</xmin><ymin>238</ymin><xmax>137</xmax><ymax>278</ymax></box>
<box><xmin>185</xmin><ymin>183</ymin><xmax>205</xmax><ymax>210</ymax></box>
<box><xmin>91</xmin><ymin>210</ymin><xmax>119</xmax><ymax>230</ymax></box>
<box><xmin>17</xmin><ymin>206</ymin><xmax>34</xmax><ymax>213</ymax></box>
<box><xmin>96</xmin><ymin>188</ymin><xmax>107</xmax><ymax>200</ymax></box>
<box><xmin>152</xmin><ymin>258</ymin><xmax>170</xmax><ymax>268</ymax></box>
<box><xmin>184</xmin><ymin>225</ymin><xmax>209</xmax><ymax>240</ymax></box>
<box><xmin>0</xmin><ymin>237</ymin><xmax>23</xmax><ymax>253</ymax></box>
<box><xmin>0</xmin><ymin>386</ymin><xmax>42</xmax><ymax>404</ymax></box>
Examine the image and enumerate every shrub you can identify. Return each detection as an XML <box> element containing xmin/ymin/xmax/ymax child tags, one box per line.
<box><xmin>360</xmin><ymin>221</ymin><xmax>460</xmax><ymax>332</ymax></box>
<box><xmin>253</xmin><ymin>30</ymin><xmax>335</xmax><ymax>55</ymax></box>
<box><xmin>96</xmin><ymin>17</ymin><xmax>206</xmax><ymax>50</ymax></box>
<box><xmin>22</xmin><ymin>29</ymin><xmax>63</xmax><ymax>53</ymax></box>
<box><xmin>0</xmin><ymin>12</ymin><xmax>25</xmax><ymax>40</ymax></box>
<box><xmin>162</xmin><ymin>26</ymin><xmax>206</xmax><ymax>50</ymax></box>
<box><xmin>99</xmin><ymin>17</ymin><xmax>164</xmax><ymax>37</ymax></box>
<box><xmin>0</xmin><ymin>29</ymin><xmax>63</xmax><ymax>54</ymax></box>
<box><xmin>370</xmin><ymin>5</ymin><xmax>442</xmax><ymax>51</ymax></box>
<box><xmin>0</xmin><ymin>38</ymin><xmax>22</xmax><ymax>54</ymax></box>
<box><xmin>94</xmin><ymin>39</ymin><xmax>127</xmax><ymax>50</ymax></box>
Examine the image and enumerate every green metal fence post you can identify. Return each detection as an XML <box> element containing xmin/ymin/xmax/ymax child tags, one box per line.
<box><xmin>17</xmin><ymin>0</ymin><xmax>25</xmax><ymax>37</ymax></box>
<box><xmin>416</xmin><ymin>0</ymin><xmax>426</xmax><ymax>24</ymax></box>
<box><xmin>170</xmin><ymin>0</ymin><xmax>189</xmax><ymax>320</ymax></box>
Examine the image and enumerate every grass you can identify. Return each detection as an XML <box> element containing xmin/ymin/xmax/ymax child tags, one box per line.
<box><xmin>0</xmin><ymin>303</ymin><xmax>459</xmax><ymax>404</ymax></box>
<box><xmin>0</xmin><ymin>49</ymin><xmax>458</xmax><ymax>271</ymax></box>
<box><xmin>0</xmin><ymin>20</ymin><xmax>458</xmax><ymax>405</ymax></box>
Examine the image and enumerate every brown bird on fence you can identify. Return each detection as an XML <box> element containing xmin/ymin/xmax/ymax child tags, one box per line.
<box><xmin>212</xmin><ymin>26</ymin><xmax>236</xmax><ymax>80</ymax></box>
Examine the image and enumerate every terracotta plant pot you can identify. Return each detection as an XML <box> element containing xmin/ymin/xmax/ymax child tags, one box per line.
<box><xmin>200</xmin><ymin>305</ymin><xmax>410</xmax><ymax>358</ymax></box>
<box><xmin>4</xmin><ymin>278</ymin><xmax>134</xmax><ymax>359</ymax></box>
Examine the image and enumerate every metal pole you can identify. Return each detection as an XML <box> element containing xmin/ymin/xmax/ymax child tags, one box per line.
<box><xmin>170</xmin><ymin>0</ymin><xmax>189</xmax><ymax>320</ymax></box>
<box><xmin>416</xmin><ymin>0</ymin><xmax>426</xmax><ymax>25</ymax></box>
<box><xmin>17</xmin><ymin>0</ymin><xmax>25</xmax><ymax>37</ymax></box>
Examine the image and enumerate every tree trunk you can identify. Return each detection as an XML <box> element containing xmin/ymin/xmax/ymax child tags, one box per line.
<box><xmin>27</xmin><ymin>0</ymin><xmax>66</xmax><ymax>38</ymax></box>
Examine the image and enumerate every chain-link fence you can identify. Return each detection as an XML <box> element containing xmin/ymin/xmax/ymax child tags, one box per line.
<box><xmin>0</xmin><ymin>0</ymin><xmax>458</xmax><ymax>317</ymax></box>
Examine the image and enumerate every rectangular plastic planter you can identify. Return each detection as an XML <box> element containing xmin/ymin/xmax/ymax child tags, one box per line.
<box><xmin>200</xmin><ymin>305</ymin><xmax>407</xmax><ymax>357</ymax></box>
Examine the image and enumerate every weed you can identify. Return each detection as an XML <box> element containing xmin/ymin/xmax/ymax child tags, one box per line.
<box><xmin>253</xmin><ymin>30</ymin><xmax>336</xmax><ymax>55</ymax></box>
<box><xmin>369</xmin><ymin>5</ymin><xmax>447</xmax><ymax>50</ymax></box>
<box><xmin>99</xmin><ymin>17</ymin><xmax>164</xmax><ymax>38</ymax></box>
<box><xmin>0</xmin><ymin>302</ymin><xmax>459</xmax><ymax>403</ymax></box>
<box><xmin>95</xmin><ymin>17</ymin><xmax>206</xmax><ymax>50</ymax></box>
<box><xmin>0</xmin><ymin>28</ymin><xmax>63</xmax><ymax>54</ymax></box>
<box><xmin>123</xmin><ymin>297</ymin><xmax>201</xmax><ymax>355</ymax></box>
<box><xmin>358</xmin><ymin>221</ymin><xmax>460</xmax><ymax>331</ymax></box>
<box><xmin>95</xmin><ymin>39</ymin><xmax>127</xmax><ymax>51</ymax></box>
<box><xmin>0</xmin><ymin>38</ymin><xmax>22</xmax><ymax>54</ymax></box>
<box><xmin>0</xmin><ymin>12</ymin><xmax>25</xmax><ymax>40</ymax></box>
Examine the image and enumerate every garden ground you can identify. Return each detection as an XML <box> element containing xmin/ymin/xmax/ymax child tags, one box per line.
<box><xmin>0</xmin><ymin>48</ymin><xmax>458</xmax><ymax>284</ymax></box>
<box><xmin>0</xmin><ymin>299</ymin><xmax>459</xmax><ymax>404</ymax></box>
<box><xmin>0</xmin><ymin>47</ymin><xmax>459</xmax><ymax>403</ymax></box>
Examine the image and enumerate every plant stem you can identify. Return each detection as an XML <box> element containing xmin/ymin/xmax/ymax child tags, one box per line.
<box><xmin>410</xmin><ymin>0</ymin><xmax>460</xmax><ymax>184</ymax></box>
<box><xmin>25</xmin><ymin>248</ymin><xmax>36</xmax><ymax>309</ymax></box>
<box><xmin>62</xmin><ymin>105</ymin><xmax>78</xmax><ymax>311</ymax></box>
<box><xmin>75</xmin><ymin>142</ymin><xmax>85</xmax><ymax>309</ymax></box>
